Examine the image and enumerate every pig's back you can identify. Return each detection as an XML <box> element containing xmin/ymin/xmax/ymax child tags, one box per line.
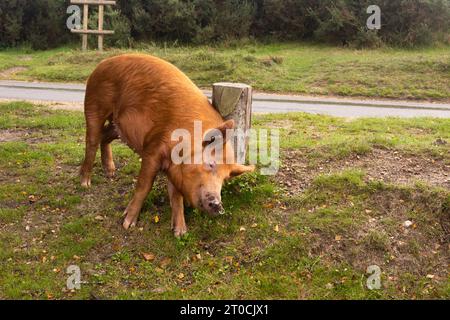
<box><xmin>85</xmin><ymin>54</ymin><xmax>222</xmax><ymax>153</ymax></box>
<box><xmin>86</xmin><ymin>54</ymin><xmax>209</xmax><ymax>116</ymax></box>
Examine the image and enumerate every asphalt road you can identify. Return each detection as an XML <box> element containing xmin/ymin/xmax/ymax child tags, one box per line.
<box><xmin>1</xmin><ymin>80</ymin><xmax>449</xmax><ymax>118</ymax></box>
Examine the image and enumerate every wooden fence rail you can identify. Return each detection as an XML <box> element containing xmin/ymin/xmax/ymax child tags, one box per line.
<box><xmin>69</xmin><ymin>0</ymin><xmax>116</xmax><ymax>51</ymax></box>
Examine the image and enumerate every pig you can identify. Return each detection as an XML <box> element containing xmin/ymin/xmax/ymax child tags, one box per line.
<box><xmin>80</xmin><ymin>54</ymin><xmax>255</xmax><ymax>238</ymax></box>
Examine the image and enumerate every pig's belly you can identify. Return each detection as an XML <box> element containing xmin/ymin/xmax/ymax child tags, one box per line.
<box><xmin>114</xmin><ymin>110</ymin><xmax>154</xmax><ymax>155</ymax></box>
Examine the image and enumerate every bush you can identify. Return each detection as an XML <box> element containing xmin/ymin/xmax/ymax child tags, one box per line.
<box><xmin>0</xmin><ymin>0</ymin><xmax>70</xmax><ymax>50</ymax></box>
<box><xmin>0</xmin><ymin>0</ymin><xmax>449</xmax><ymax>49</ymax></box>
<box><xmin>88</xmin><ymin>7</ymin><xmax>131</xmax><ymax>48</ymax></box>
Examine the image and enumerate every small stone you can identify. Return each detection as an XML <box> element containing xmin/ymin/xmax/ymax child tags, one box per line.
<box><xmin>94</xmin><ymin>215</ymin><xmax>104</xmax><ymax>221</ymax></box>
<box><xmin>403</xmin><ymin>220</ymin><xmax>413</xmax><ymax>228</ymax></box>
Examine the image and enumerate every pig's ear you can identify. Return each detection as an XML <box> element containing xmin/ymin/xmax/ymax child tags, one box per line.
<box><xmin>217</xmin><ymin>119</ymin><xmax>235</xmax><ymax>138</ymax></box>
<box><xmin>203</xmin><ymin>120</ymin><xmax>235</xmax><ymax>147</ymax></box>
<box><xmin>229</xmin><ymin>164</ymin><xmax>255</xmax><ymax>178</ymax></box>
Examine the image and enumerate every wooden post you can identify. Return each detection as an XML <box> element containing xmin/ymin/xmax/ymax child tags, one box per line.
<box><xmin>212</xmin><ymin>83</ymin><xmax>253</xmax><ymax>163</ymax></box>
<box><xmin>82</xmin><ymin>4</ymin><xmax>89</xmax><ymax>51</ymax></box>
<box><xmin>70</xmin><ymin>0</ymin><xmax>116</xmax><ymax>51</ymax></box>
<box><xmin>98</xmin><ymin>3</ymin><xmax>104</xmax><ymax>51</ymax></box>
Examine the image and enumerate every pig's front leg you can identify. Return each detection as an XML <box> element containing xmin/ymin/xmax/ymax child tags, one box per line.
<box><xmin>123</xmin><ymin>155</ymin><xmax>160</xmax><ymax>230</ymax></box>
<box><xmin>168</xmin><ymin>180</ymin><xmax>187</xmax><ymax>238</ymax></box>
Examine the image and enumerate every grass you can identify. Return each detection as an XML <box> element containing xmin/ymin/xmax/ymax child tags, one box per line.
<box><xmin>0</xmin><ymin>101</ymin><xmax>449</xmax><ymax>300</ymax></box>
<box><xmin>0</xmin><ymin>42</ymin><xmax>449</xmax><ymax>101</ymax></box>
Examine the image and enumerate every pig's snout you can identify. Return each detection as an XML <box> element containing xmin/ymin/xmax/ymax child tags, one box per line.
<box><xmin>202</xmin><ymin>193</ymin><xmax>224</xmax><ymax>216</ymax></box>
<box><xmin>208</xmin><ymin>199</ymin><xmax>223</xmax><ymax>213</ymax></box>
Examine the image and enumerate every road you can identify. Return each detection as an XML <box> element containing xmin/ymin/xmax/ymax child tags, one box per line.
<box><xmin>1</xmin><ymin>80</ymin><xmax>449</xmax><ymax>118</ymax></box>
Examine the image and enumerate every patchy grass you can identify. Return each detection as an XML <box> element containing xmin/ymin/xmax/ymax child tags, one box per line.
<box><xmin>0</xmin><ymin>43</ymin><xmax>449</xmax><ymax>101</ymax></box>
<box><xmin>0</xmin><ymin>101</ymin><xmax>448</xmax><ymax>300</ymax></box>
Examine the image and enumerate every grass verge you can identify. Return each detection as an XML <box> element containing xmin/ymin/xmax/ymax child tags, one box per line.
<box><xmin>0</xmin><ymin>101</ymin><xmax>448</xmax><ymax>299</ymax></box>
<box><xmin>0</xmin><ymin>43</ymin><xmax>449</xmax><ymax>101</ymax></box>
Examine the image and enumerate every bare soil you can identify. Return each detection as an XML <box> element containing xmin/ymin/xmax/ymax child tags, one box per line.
<box><xmin>277</xmin><ymin>148</ymin><xmax>450</xmax><ymax>195</ymax></box>
<box><xmin>0</xmin><ymin>67</ymin><xmax>28</xmax><ymax>78</ymax></box>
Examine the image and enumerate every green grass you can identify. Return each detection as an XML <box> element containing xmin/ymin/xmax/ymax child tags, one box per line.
<box><xmin>0</xmin><ymin>101</ymin><xmax>449</xmax><ymax>299</ymax></box>
<box><xmin>0</xmin><ymin>43</ymin><xmax>449</xmax><ymax>100</ymax></box>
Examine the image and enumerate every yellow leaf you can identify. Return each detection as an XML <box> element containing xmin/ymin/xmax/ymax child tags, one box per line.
<box><xmin>274</xmin><ymin>225</ymin><xmax>279</xmax><ymax>232</ymax></box>
<box><xmin>154</xmin><ymin>215</ymin><xmax>160</xmax><ymax>224</ymax></box>
<box><xmin>177</xmin><ymin>273</ymin><xmax>185</xmax><ymax>279</ymax></box>
<box><xmin>225</xmin><ymin>256</ymin><xmax>234</xmax><ymax>264</ymax></box>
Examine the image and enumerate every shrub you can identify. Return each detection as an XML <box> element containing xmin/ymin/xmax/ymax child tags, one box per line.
<box><xmin>0</xmin><ymin>0</ymin><xmax>448</xmax><ymax>48</ymax></box>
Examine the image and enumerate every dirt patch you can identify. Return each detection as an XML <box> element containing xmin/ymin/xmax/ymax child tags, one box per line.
<box><xmin>277</xmin><ymin>148</ymin><xmax>450</xmax><ymax>195</ymax></box>
<box><xmin>0</xmin><ymin>129</ymin><xmax>56</xmax><ymax>144</ymax></box>
<box><xmin>18</xmin><ymin>55</ymin><xmax>32</xmax><ymax>62</ymax></box>
<box><xmin>0</xmin><ymin>67</ymin><xmax>28</xmax><ymax>78</ymax></box>
<box><xmin>302</xmin><ymin>186</ymin><xmax>450</xmax><ymax>284</ymax></box>
<box><xmin>0</xmin><ymin>129</ymin><xmax>30</xmax><ymax>142</ymax></box>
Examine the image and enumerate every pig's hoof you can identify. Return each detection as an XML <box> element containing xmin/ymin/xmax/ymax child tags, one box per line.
<box><xmin>80</xmin><ymin>177</ymin><xmax>91</xmax><ymax>188</ymax></box>
<box><xmin>105</xmin><ymin>169</ymin><xmax>115</xmax><ymax>179</ymax></box>
<box><xmin>173</xmin><ymin>226</ymin><xmax>188</xmax><ymax>239</ymax></box>
<box><xmin>123</xmin><ymin>214</ymin><xmax>138</xmax><ymax>230</ymax></box>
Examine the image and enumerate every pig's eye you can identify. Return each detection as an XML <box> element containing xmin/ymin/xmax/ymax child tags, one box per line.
<box><xmin>205</xmin><ymin>161</ymin><xmax>217</xmax><ymax>171</ymax></box>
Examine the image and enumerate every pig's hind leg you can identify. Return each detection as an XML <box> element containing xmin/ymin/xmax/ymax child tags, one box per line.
<box><xmin>80</xmin><ymin>108</ymin><xmax>111</xmax><ymax>187</ymax></box>
<box><xmin>101</xmin><ymin>118</ymin><xmax>119</xmax><ymax>178</ymax></box>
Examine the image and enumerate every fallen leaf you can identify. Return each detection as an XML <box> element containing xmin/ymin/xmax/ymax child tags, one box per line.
<box><xmin>239</xmin><ymin>226</ymin><xmax>246</xmax><ymax>232</ymax></box>
<box><xmin>177</xmin><ymin>273</ymin><xmax>185</xmax><ymax>279</ymax></box>
<box><xmin>142</xmin><ymin>252</ymin><xmax>155</xmax><ymax>261</ymax></box>
<box><xmin>225</xmin><ymin>256</ymin><xmax>234</xmax><ymax>264</ymax></box>
<box><xmin>251</xmin><ymin>223</ymin><xmax>258</xmax><ymax>228</ymax></box>
<box><xmin>153</xmin><ymin>215</ymin><xmax>160</xmax><ymax>224</ymax></box>
<box><xmin>274</xmin><ymin>225</ymin><xmax>279</xmax><ymax>232</ymax></box>
<box><xmin>263</xmin><ymin>203</ymin><xmax>274</xmax><ymax>209</ymax></box>
<box><xmin>160</xmin><ymin>257</ymin><xmax>171</xmax><ymax>268</ymax></box>
<box><xmin>426</xmin><ymin>274</ymin><xmax>435</xmax><ymax>279</ymax></box>
<box><xmin>335</xmin><ymin>235</ymin><xmax>342</xmax><ymax>241</ymax></box>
